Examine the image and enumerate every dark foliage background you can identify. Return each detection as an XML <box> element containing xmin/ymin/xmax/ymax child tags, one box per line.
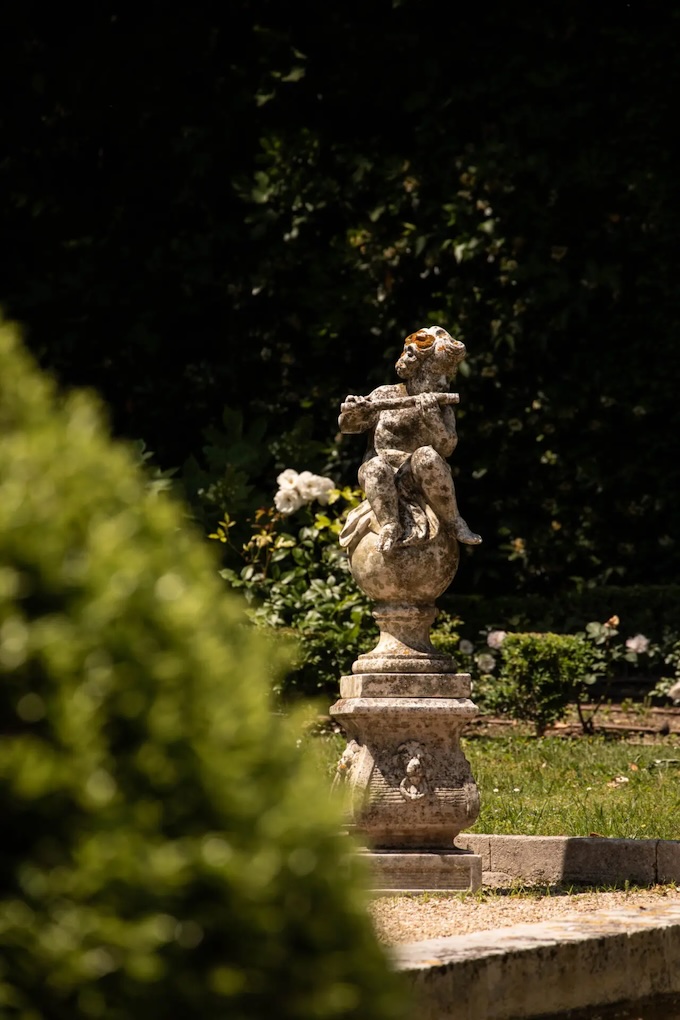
<box><xmin>2</xmin><ymin>2</ymin><xmax>679</xmax><ymax>596</ymax></box>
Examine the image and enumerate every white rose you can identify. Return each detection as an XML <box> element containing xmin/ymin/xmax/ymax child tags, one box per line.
<box><xmin>276</xmin><ymin>469</ymin><xmax>299</xmax><ymax>489</ymax></box>
<box><xmin>310</xmin><ymin>475</ymin><xmax>335</xmax><ymax>505</ymax></box>
<box><xmin>476</xmin><ymin>653</ymin><xmax>496</xmax><ymax>673</ymax></box>
<box><xmin>625</xmin><ymin>633</ymin><xmax>650</xmax><ymax>654</ymax></box>
<box><xmin>296</xmin><ymin>471</ymin><xmax>320</xmax><ymax>501</ymax></box>
<box><xmin>274</xmin><ymin>487</ymin><xmax>304</xmax><ymax>515</ymax></box>
<box><xmin>487</xmin><ymin>630</ymin><xmax>507</xmax><ymax>650</ymax></box>
<box><xmin>459</xmin><ymin>639</ymin><xmax>474</xmax><ymax>655</ymax></box>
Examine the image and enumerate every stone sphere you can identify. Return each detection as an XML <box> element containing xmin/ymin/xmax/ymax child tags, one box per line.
<box><xmin>349</xmin><ymin>528</ymin><xmax>459</xmax><ymax>604</ymax></box>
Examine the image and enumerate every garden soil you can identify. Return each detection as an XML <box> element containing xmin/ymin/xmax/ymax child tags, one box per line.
<box><xmin>467</xmin><ymin>704</ymin><xmax>680</xmax><ymax>741</ymax></box>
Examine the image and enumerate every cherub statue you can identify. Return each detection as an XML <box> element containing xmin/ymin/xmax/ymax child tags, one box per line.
<box><xmin>339</xmin><ymin>325</ymin><xmax>481</xmax><ymax>555</ymax></box>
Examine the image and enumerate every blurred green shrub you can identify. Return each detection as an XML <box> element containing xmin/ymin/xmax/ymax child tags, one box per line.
<box><xmin>485</xmin><ymin>632</ymin><xmax>599</xmax><ymax>736</ymax></box>
<box><xmin>0</xmin><ymin>318</ymin><xmax>409</xmax><ymax>1020</ymax></box>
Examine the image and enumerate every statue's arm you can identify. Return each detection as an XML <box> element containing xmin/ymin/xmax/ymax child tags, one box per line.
<box><xmin>418</xmin><ymin>394</ymin><xmax>458</xmax><ymax>457</ymax></box>
<box><xmin>338</xmin><ymin>385</ymin><xmax>395</xmax><ymax>435</ymax></box>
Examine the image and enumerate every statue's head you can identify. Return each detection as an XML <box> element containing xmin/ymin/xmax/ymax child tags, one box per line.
<box><xmin>395</xmin><ymin>325</ymin><xmax>466</xmax><ymax>379</ymax></box>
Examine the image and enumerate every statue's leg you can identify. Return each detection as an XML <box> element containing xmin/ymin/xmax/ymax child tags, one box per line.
<box><xmin>411</xmin><ymin>447</ymin><xmax>482</xmax><ymax>545</ymax></box>
<box><xmin>358</xmin><ymin>458</ymin><xmax>403</xmax><ymax>552</ymax></box>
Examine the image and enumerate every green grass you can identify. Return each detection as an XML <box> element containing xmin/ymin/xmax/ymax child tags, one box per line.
<box><xmin>384</xmin><ymin>881</ymin><xmax>680</xmax><ymax>904</ymax></box>
<box><xmin>466</xmin><ymin>734</ymin><xmax>680</xmax><ymax>839</ymax></box>
<box><xmin>313</xmin><ymin>728</ymin><xmax>680</xmax><ymax>841</ymax></box>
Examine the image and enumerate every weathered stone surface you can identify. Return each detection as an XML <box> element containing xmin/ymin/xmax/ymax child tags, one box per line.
<box><xmin>365</xmin><ymin>850</ymin><xmax>482</xmax><ymax>893</ymax></box>
<box><xmin>351</xmin><ymin>603</ymin><xmax>457</xmax><ymax>674</ymax></box>
<box><xmin>457</xmin><ymin>834</ymin><xmax>491</xmax><ymax>871</ymax></box>
<box><xmin>657</xmin><ymin>839</ymin><xmax>680</xmax><ymax>883</ymax></box>
<box><xmin>557</xmin><ymin>836</ymin><xmax>657</xmax><ymax>885</ymax></box>
<box><xmin>332</xmin><ymin>696</ymin><xmax>478</xmax><ymax>720</ymax></box>
<box><xmin>337</xmin><ymin>325</ymin><xmax>480</xmax><ymax>667</ymax></box>
<box><xmin>330</xmin><ymin>325</ymin><xmax>482</xmax><ymax>876</ymax></box>
<box><xmin>393</xmin><ymin>904</ymin><xmax>680</xmax><ymax>1020</ymax></box>
<box><xmin>339</xmin><ymin>673</ymin><xmax>471</xmax><ymax>699</ymax></box>
<box><xmin>456</xmin><ymin>834</ymin><xmax>659</xmax><ymax>886</ymax></box>
<box><xmin>347</xmin><ymin>532</ymin><xmax>459</xmax><ymax>607</ymax></box>
<box><xmin>331</xmin><ymin>696</ymin><xmax>479</xmax><ymax>848</ymax></box>
<box><xmin>352</xmin><ymin>654</ymin><xmax>458</xmax><ymax>674</ymax></box>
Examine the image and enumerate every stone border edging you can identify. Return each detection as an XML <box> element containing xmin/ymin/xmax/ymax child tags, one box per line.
<box><xmin>392</xmin><ymin>903</ymin><xmax>680</xmax><ymax>1019</ymax></box>
<box><xmin>456</xmin><ymin>833</ymin><xmax>680</xmax><ymax>888</ymax></box>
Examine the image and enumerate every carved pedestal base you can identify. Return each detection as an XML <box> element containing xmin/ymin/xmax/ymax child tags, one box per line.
<box><xmin>364</xmin><ymin>850</ymin><xmax>482</xmax><ymax>893</ymax></box>
<box><xmin>330</xmin><ymin>672</ymin><xmax>480</xmax><ymax>889</ymax></box>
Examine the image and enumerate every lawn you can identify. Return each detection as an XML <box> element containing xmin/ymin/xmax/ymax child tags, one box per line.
<box><xmin>313</xmin><ymin>727</ymin><xmax>680</xmax><ymax>841</ymax></box>
<box><xmin>464</xmin><ymin>734</ymin><xmax>680</xmax><ymax>840</ymax></box>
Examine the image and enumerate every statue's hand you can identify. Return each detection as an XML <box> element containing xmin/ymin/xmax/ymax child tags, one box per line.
<box><xmin>342</xmin><ymin>395</ymin><xmax>370</xmax><ymax>410</ymax></box>
<box><xmin>339</xmin><ymin>394</ymin><xmax>377</xmax><ymax>434</ymax></box>
<box><xmin>418</xmin><ymin>392</ymin><xmax>441</xmax><ymax>416</ymax></box>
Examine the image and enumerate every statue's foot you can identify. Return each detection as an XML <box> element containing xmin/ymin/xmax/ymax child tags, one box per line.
<box><xmin>453</xmin><ymin>517</ymin><xmax>482</xmax><ymax>545</ymax></box>
<box><xmin>376</xmin><ymin>522</ymin><xmax>402</xmax><ymax>553</ymax></box>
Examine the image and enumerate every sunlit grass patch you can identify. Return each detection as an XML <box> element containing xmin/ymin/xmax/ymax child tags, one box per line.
<box><xmin>465</xmin><ymin>735</ymin><xmax>680</xmax><ymax>839</ymax></box>
<box><xmin>312</xmin><ymin>727</ymin><xmax>680</xmax><ymax>840</ymax></box>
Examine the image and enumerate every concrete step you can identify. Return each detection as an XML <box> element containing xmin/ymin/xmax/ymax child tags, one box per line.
<box><xmin>394</xmin><ymin>903</ymin><xmax>680</xmax><ymax>1019</ymax></box>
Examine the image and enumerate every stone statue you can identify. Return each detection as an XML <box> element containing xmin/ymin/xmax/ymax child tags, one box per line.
<box><xmin>337</xmin><ymin>326</ymin><xmax>480</xmax><ymax>664</ymax></box>
<box><xmin>329</xmin><ymin>324</ymin><xmax>482</xmax><ymax>884</ymax></box>
<box><xmin>339</xmin><ymin>325</ymin><xmax>481</xmax><ymax>557</ymax></box>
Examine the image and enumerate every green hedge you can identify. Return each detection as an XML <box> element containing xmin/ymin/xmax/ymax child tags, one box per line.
<box><xmin>442</xmin><ymin>585</ymin><xmax>680</xmax><ymax>647</ymax></box>
<box><xmin>0</xmin><ymin>318</ymin><xmax>408</xmax><ymax>1020</ymax></box>
<box><xmin>481</xmin><ymin>632</ymin><xmax>599</xmax><ymax>736</ymax></box>
<box><xmin>3</xmin><ymin>9</ymin><xmax>680</xmax><ymax>595</ymax></box>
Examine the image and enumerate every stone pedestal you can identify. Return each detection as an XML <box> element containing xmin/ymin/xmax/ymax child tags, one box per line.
<box><xmin>352</xmin><ymin>603</ymin><xmax>459</xmax><ymax>675</ymax></box>
<box><xmin>365</xmin><ymin>850</ymin><xmax>482</xmax><ymax>893</ymax></box>
<box><xmin>333</xmin><ymin>326</ymin><xmax>484</xmax><ymax>892</ymax></box>
<box><xmin>330</xmin><ymin>669</ymin><xmax>482</xmax><ymax>890</ymax></box>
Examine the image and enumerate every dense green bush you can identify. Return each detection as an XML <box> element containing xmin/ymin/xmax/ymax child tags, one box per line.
<box><xmin>0</xmin><ymin>318</ymin><xmax>409</xmax><ymax>1020</ymax></box>
<box><xmin>486</xmin><ymin>632</ymin><xmax>599</xmax><ymax>736</ymax></box>
<box><xmin>442</xmin><ymin>586</ymin><xmax>679</xmax><ymax>661</ymax></box>
<box><xmin>215</xmin><ymin>483</ymin><xmax>377</xmax><ymax>699</ymax></box>
<box><xmin>2</xmin><ymin>8</ymin><xmax>680</xmax><ymax>594</ymax></box>
<box><xmin>213</xmin><ymin>476</ymin><xmax>670</xmax><ymax>705</ymax></box>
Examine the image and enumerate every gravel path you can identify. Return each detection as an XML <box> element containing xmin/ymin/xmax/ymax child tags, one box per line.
<box><xmin>369</xmin><ymin>886</ymin><xmax>680</xmax><ymax>944</ymax></box>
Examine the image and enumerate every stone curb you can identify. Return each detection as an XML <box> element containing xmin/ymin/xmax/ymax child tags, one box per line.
<box><xmin>393</xmin><ymin>903</ymin><xmax>680</xmax><ymax>1019</ymax></box>
<box><xmin>455</xmin><ymin>833</ymin><xmax>680</xmax><ymax>887</ymax></box>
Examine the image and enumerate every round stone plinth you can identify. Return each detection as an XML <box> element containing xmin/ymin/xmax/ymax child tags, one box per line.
<box><xmin>340</xmin><ymin>673</ymin><xmax>471</xmax><ymax>698</ymax></box>
<box><xmin>349</xmin><ymin>526</ymin><xmax>459</xmax><ymax>604</ymax></box>
<box><xmin>351</xmin><ymin>603</ymin><xmax>458</xmax><ymax>674</ymax></box>
<box><xmin>352</xmin><ymin>654</ymin><xmax>458</xmax><ymax>674</ymax></box>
